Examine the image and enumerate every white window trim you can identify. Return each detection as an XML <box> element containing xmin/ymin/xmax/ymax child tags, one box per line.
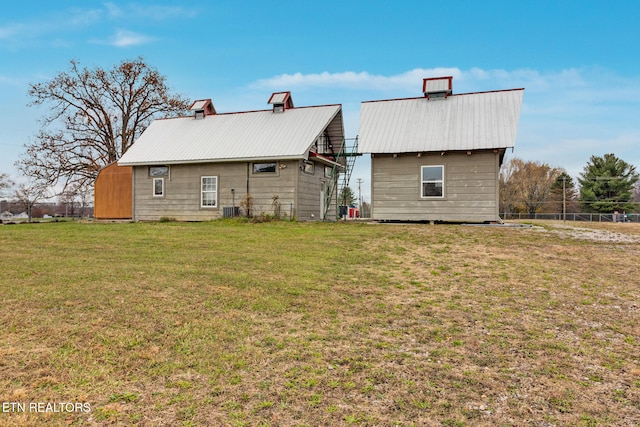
<box><xmin>153</xmin><ymin>177</ymin><xmax>164</xmax><ymax>197</ymax></box>
<box><xmin>420</xmin><ymin>165</ymin><xmax>445</xmax><ymax>199</ymax></box>
<box><xmin>201</xmin><ymin>176</ymin><xmax>218</xmax><ymax>208</ymax></box>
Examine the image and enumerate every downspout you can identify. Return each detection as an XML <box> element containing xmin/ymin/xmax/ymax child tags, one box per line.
<box><xmin>246</xmin><ymin>162</ymin><xmax>250</xmax><ymax>217</ymax></box>
<box><xmin>370</xmin><ymin>154</ymin><xmax>375</xmax><ymax>220</ymax></box>
<box><xmin>295</xmin><ymin>160</ymin><xmax>300</xmax><ymax>221</ymax></box>
<box><xmin>246</xmin><ymin>162</ymin><xmax>250</xmax><ymax>194</ymax></box>
<box><xmin>494</xmin><ymin>150</ymin><xmax>501</xmax><ymax>223</ymax></box>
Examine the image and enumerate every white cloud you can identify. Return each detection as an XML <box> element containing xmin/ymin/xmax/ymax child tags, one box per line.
<box><xmin>88</xmin><ymin>29</ymin><xmax>156</xmax><ymax>47</ymax></box>
<box><xmin>249</xmin><ymin>66</ymin><xmax>640</xmax><ymax>180</ymax></box>
<box><xmin>129</xmin><ymin>5</ymin><xmax>198</xmax><ymax>20</ymax></box>
<box><xmin>0</xmin><ymin>7</ymin><xmax>101</xmax><ymax>48</ymax></box>
<box><xmin>105</xmin><ymin>29</ymin><xmax>155</xmax><ymax>47</ymax></box>
<box><xmin>0</xmin><ymin>74</ymin><xmax>24</xmax><ymax>86</ymax></box>
<box><xmin>0</xmin><ymin>23</ymin><xmax>23</xmax><ymax>40</ymax></box>
<box><xmin>0</xmin><ymin>3</ymin><xmax>191</xmax><ymax>49</ymax></box>
<box><xmin>103</xmin><ymin>2</ymin><xmax>197</xmax><ymax>20</ymax></box>
<box><xmin>252</xmin><ymin>68</ymin><xmax>462</xmax><ymax>92</ymax></box>
<box><xmin>251</xmin><ymin>66</ymin><xmax>637</xmax><ymax>98</ymax></box>
<box><xmin>104</xmin><ymin>2</ymin><xmax>124</xmax><ymax>18</ymax></box>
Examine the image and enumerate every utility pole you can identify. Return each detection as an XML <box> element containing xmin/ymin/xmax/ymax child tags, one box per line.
<box><xmin>357</xmin><ymin>178</ymin><xmax>363</xmax><ymax>212</ymax></box>
<box><xmin>562</xmin><ymin>175</ymin><xmax>566</xmax><ymax>223</ymax></box>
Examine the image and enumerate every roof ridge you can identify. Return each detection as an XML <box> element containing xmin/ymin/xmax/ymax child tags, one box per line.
<box><xmin>361</xmin><ymin>88</ymin><xmax>525</xmax><ymax>104</ymax></box>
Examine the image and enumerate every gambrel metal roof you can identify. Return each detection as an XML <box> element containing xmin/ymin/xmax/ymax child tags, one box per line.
<box><xmin>118</xmin><ymin>104</ymin><xmax>342</xmax><ymax>166</ymax></box>
<box><xmin>357</xmin><ymin>88</ymin><xmax>524</xmax><ymax>154</ymax></box>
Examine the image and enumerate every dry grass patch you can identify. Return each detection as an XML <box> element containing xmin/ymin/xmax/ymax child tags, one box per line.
<box><xmin>0</xmin><ymin>220</ymin><xmax>639</xmax><ymax>426</ymax></box>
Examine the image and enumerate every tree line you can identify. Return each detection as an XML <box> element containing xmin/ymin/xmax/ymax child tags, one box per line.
<box><xmin>1</xmin><ymin>57</ymin><xmax>639</xmax><ymax>221</ymax></box>
<box><xmin>500</xmin><ymin>154</ymin><xmax>640</xmax><ymax>217</ymax></box>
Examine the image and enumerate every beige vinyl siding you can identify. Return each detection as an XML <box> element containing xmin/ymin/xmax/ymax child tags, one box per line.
<box><xmin>132</xmin><ymin>161</ymin><xmax>299</xmax><ymax>221</ymax></box>
<box><xmin>323</xmin><ymin>114</ymin><xmax>345</xmax><ymax>154</ymax></box>
<box><xmin>297</xmin><ymin>160</ymin><xmax>325</xmax><ymax>221</ymax></box>
<box><xmin>247</xmin><ymin>161</ymin><xmax>296</xmax><ymax>218</ymax></box>
<box><xmin>370</xmin><ymin>151</ymin><xmax>501</xmax><ymax>222</ymax></box>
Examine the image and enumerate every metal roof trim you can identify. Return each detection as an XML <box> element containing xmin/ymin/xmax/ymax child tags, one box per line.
<box><xmin>361</xmin><ymin>87</ymin><xmax>525</xmax><ymax>105</ymax></box>
<box><xmin>118</xmin><ymin>154</ymin><xmax>306</xmax><ymax>167</ymax></box>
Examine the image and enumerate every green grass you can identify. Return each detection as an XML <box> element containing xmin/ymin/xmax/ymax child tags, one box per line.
<box><xmin>0</xmin><ymin>219</ymin><xmax>639</xmax><ymax>426</ymax></box>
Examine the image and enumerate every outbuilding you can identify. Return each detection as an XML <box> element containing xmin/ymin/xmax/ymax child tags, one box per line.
<box><xmin>358</xmin><ymin>77</ymin><xmax>524</xmax><ymax>223</ymax></box>
<box><xmin>94</xmin><ymin>162</ymin><xmax>133</xmax><ymax>220</ymax></box>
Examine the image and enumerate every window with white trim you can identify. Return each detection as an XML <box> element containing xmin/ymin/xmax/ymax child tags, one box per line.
<box><xmin>201</xmin><ymin>176</ymin><xmax>218</xmax><ymax>208</ymax></box>
<box><xmin>421</xmin><ymin>165</ymin><xmax>444</xmax><ymax>198</ymax></box>
<box><xmin>153</xmin><ymin>178</ymin><xmax>164</xmax><ymax>197</ymax></box>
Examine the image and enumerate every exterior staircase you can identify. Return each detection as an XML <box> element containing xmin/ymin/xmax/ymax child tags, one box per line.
<box><xmin>323</xmin><ymin>137</ymin><xmax>359</xmax><ymax>221</ymax></box>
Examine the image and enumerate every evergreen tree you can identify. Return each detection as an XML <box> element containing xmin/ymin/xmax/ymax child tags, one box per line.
<box><xmin>339</xmin><ymin>187</ymin><xmax>356</xmax><ymax>206</ymax></box>
<box><xmin>578</xmin><ymin>153</ymin><xmax>639</xmax><ymax>213</ymax></box>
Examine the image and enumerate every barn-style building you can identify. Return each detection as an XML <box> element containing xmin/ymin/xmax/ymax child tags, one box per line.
<box><xmin>116</xmin><ymin>94</ymin><xmax>348</xmax><ymax>221</ymax></box>
<box><xmin>358</xmin><ymin>77</ymin><xmax>524</xmax><ymax>223</ymax></box>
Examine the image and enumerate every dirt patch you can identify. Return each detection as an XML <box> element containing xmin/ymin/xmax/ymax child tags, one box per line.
<box><xmin>539</xmin><ymin>222</ymin><xmax>640</xmax><ymax>243</ymax></box>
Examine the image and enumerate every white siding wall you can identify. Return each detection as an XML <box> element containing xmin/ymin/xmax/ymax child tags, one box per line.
<box><xmin>370</xmin><ymin>151</ymin><xmax>502</xmax><ymax>222</ymax></box>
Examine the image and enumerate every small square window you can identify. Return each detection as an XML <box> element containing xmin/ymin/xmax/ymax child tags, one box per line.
<box><xmin>302</xmin><ymin>161</ymin><xmax>315</xmax><ymax>174</ymax></box>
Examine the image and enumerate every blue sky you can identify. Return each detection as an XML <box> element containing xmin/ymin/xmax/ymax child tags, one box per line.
<box><xmin>1</xmin><ymin>1</ymin><xmax>639</xmax><ymax>201</ymax></box>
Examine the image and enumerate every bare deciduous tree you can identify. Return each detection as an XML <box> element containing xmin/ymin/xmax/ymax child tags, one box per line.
<box><xmin>500</xmin><ymin>158</ymin><xmax>562</xmax><ymax>216</ymax></box>
<box><xmin>0</xmin><ymin>173</ymin><xmax>14</xmax><ymax>217</ymax></box>
<box><xmin>18</xmin><ymin>57</ymin><xmax>190</xmax><ymax>189</ymax></box>
<box><xmin>499</xmin><ymin>159</ymin><xmax>520</xmax><ymax>215</ymax></box>
<box><xmin>0</xmin><ymin>173</ymin><xmax>13</xmax><ymax>197</ymax></box>
<box><xmin>59</xmin><ymin>183</ymin><xmax>93</xmax><ymax>218</ymax></box>
<box><xmin>14</xmin><ymin>180</ymin><xmax>48</xmax><ymax>223</ymax></box>
<box><xmin>634</xmin><ymin>182</ymin><xmax>640</xmax><ymax>208</ymax></box>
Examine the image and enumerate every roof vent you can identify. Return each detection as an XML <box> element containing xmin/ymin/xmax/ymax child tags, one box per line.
<box><xmin>268</xmin><ymin>91</ymin><xmax>294</xmax><ymax>113</ymax></box>
<box><xmin>423</xmin><ymin>77</ymin><xmax>453</xmax><ymax>100</ymax></box>
<box><xmin>189</xmin><ymin>99</ymin><xmax>216</xmax><ymax>119</ymax></box>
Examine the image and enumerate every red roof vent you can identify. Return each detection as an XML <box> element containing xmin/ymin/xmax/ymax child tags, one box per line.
<box><xmin>422</xmin><ymin>77</ymin><xmax>453</xmax><ymax>100</ymax></box>
<box><xmin>189</xmin><ymin>99</ymin><xmax>216</xmax><ymax>119</ymax></box>
<box><xmin>268</xmin><ymin>91</ymin><xmax>294</xmax><ymax>113</ymax></box>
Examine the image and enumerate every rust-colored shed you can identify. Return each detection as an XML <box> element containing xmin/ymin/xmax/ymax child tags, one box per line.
<box><xmin>94</xmin><ymin>162</ymin><xmax>132</xmax><ymax>219</ymax></box>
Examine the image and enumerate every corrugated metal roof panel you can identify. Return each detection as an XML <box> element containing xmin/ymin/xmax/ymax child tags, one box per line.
<box><xmin>358</xmin><ymin>89</ymin><xmax>524</xmax><ymax>154</ymax></box>
<box><xmin>118</xmin><ymin>105</ymin><xmax>342</xmax><ymax>165</ymax></box>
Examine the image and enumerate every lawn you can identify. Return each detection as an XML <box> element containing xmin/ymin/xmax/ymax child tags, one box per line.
<box><xmin>0</xmin><ymin>219</ymin><xmax>639</xmax><ymax>426</ymax></box>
